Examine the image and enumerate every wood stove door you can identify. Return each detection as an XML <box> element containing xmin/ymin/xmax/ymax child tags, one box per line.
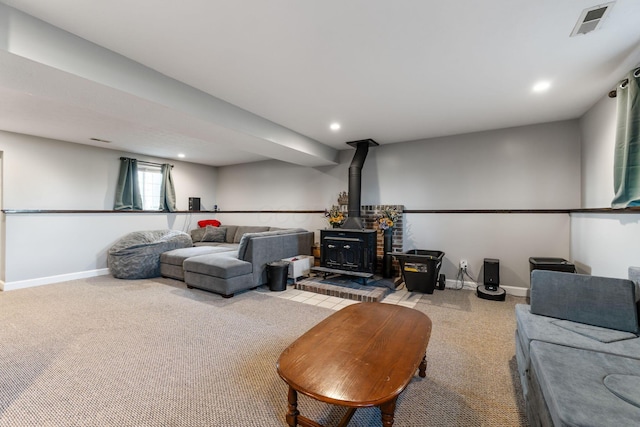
<box><xmin>323</xmin><ymin>237</ymin><xmax>362</xmax><ymax>271</ymax></box>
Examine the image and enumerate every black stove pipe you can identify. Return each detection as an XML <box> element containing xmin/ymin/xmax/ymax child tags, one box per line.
<box><xmin>342</xmin><ymin>139</ymin><xmax>378</xmax><ymax>229</ymax></box>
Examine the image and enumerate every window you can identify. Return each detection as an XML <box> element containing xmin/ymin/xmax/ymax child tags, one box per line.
<box><xmin>138</xmin><ymin>165</ymin><xmax>162</xmax><ymax>210</ymax></box>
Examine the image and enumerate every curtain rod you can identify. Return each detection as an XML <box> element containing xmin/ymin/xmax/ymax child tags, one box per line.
<box><xmin>609</xmin><ymin>67</ymin><xmax>640</xmax><ymax>97</ymax></box>
<box><xmin>609</xmin><ymin>78</ymin><xmax>632</xmax><ymax>98</ymax></box>
<box><xmin>120</xmin><ymin>157</ymin><xmax>173</xmax><ymax>168</ymax></box>
<box><xmin>608</xmin><ymin>82</ymin><xmax>626</xmax><ymax>98</ymax></box>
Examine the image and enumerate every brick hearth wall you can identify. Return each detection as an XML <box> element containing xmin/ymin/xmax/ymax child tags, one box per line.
<box><xmin>361</xmin><ymin>205</ymin><xmax>404</xmax><ymax>276</ymax></box>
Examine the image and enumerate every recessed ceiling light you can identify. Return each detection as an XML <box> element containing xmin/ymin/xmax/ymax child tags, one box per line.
<box><xmin>330</xmin><ymin>122</ymin><xmax>341</xmax><ymax>131</ymax></box>
<box><xmin>178</xmin><ymin>153</ymin><xmax>185</xmax><ymax>158</ymax></box>
<box><xmin>532</xmin><ymin>81</ymin><xmax>551</xmax><ymax>93</ymax></box>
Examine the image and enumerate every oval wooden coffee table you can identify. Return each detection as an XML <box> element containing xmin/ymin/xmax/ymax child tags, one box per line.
<box><xmin>277</xmin><ymin>302</ymin><xmax>432</xmax><ymax>427</ymax></box>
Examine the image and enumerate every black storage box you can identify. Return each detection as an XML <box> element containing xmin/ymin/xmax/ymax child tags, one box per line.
<box><xmin>267</xmin><ymin>261</ymin><xmax>290</xmax><ymax>292</ymax></box>
<box><xmin>394</xmin><ymin>250</ymin><xmax>445</xmax><ymax>294</ymax></box>
<box><xmin>529</xmin><ymin>257</ymin><xmax>576</xmax><ymax>274</ymax></box>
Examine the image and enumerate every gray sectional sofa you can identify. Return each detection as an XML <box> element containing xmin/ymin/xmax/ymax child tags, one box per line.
<box><xmin>515</xmin><ymin>268</ymin><xmax>640</xmax><ymax>426</ymax></box>
<box><xmin>160</xmin><ymin>225</ymin><xmax>314</xmax><ymax>297</ymax></box>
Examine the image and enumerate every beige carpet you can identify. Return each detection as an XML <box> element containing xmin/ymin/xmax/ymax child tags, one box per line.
<box><xmin>0</xmin><ymin>276</ymin><xmax>528</xmax><ymax>426</ymax></box>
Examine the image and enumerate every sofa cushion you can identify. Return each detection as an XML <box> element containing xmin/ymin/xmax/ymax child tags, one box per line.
<box><xmin>190</xmin><ymin>227</ymin><xmax>206</xmax><ymax>242</ymax></box>
<box><xmin>183</xmin><ymin>253</ymin><xmax>251</xmax><ymax>279</ymax></box>
<box><xmin>159</xmin><ymin>263</ymin><xmax>186</xmax><ymax>281</ymax></box>
<box><xmin>515</xmin><ymin>304</ymin><xmax>640</xmax><ymax>365</ymax></box>
<box><xmin>233</xmin><ymin>226</ymin><xmax>270</xmax><ymax>243</ymax></box>
<box><xmin>160</xmin><ymin>246</ymin><xmax>233</xmax><ymax>266</ymax></box>
<box><xmin>628</xmin><ymin>266</ymin><xmax>640</xmax><ymax>291</ymax></box>
<box><xmin>236</xmin><ymin>228</ymin><xmax>306</xmax><ymax>260</ymax></box>
<box><xmin>184</xmin><ymin>271</ymin><xmax>253</xmax><ymax>297</ymax></box>
<box><xmin>551</xmin><ymin>319</ymin><xmax>638</xmax><ymax>343</ymax></box>
<box><xmin>530</xmin><ymin>341</ymin><xmax>640</xmax><ymax>426</ymax></box>
<box><xmin>604</xmin><ymin>374</ymin><xmax>640</xmax><ymax>408</ymax></box>
<box><xmin>223</xmin><ymin>225</ymin><xmax>238</xmax><ymax>243</ymax></box>
<box><xmin>201</xmin><ymin>225</ymin><xmax>226</xmax><ymax>242</ymax></box>
<box><xmin>193</xmin><ymin>242</ymin><xmax>239</xmax><ymax>249</ymax></box>
<box><xmin>530</xmin><ymin>270</ymin><xmax>639</xmax><ymax>333</ymax></box>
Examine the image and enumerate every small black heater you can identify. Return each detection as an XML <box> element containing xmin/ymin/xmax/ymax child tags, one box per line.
<box><xmin>477</xmin><ymin>258</ymin><xmax>506</xmax><ymax>301</ymax></box>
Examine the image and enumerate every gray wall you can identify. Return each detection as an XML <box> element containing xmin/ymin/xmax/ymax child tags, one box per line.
<box><xmin>580</xmin><ymin>95</ymin><xmax>617</xmax><ymax>208</ymax></box>
<box><xmin>217</xmin><ymin>120</ymin><xmax>581</xmax><ymax>290</ymax></box>
<box><xmin>572</xmin><ymin>96</ymin><xmax>640</xmax><ymax>278</ymax></box>
<box><xmin>0</xmin><ymin>131</ymin><xmax>218</xmax><ymax>288</ymax></box>
<box><xmin>8</xmin><ymin>114</ymin><xmax>622</xmax><ymax>291</ymax></box>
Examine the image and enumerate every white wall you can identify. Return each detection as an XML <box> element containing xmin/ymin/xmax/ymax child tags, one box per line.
<box><xmin>405</xmin><ymin>213</ymin><xmax>570</xmax><ymax>290</ymax></box>
<box><xmin>1</xmin><ymin>117</ymin><xmax>592</xmax><ymax>290</ymax></box>
<box><xmin>580</xmin><ymin>96</ymin><xmax>617</xmax><ymax>208</ymax></box>
<box><xmin>570</xmin><ymin>213</ymin><xmax>640</xmax><ymax>278</ymax></box>
<box><xmin>572</xmin><ymin>96</ymin><xmax>640</xmax><ymax>279</ymax></box>
<box><xmin>0</xmin><ymin>131</ymin><xmax>218</xmax><ymax>288</ymax></box>
<box><xmin>217</xmin><ymin>120</ymin><xmax>581</xmax><ymax>290</ymax></box>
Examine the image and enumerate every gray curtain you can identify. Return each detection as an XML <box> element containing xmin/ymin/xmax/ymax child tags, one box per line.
<box><xmin>114</xmin><ymin>158</ymin><xmax>143</xmax><ymax>210</ymax></box>
<box><xmin>160</xmin><ymin>163</ymin><xmax>177</xmax><ymax>212</ymax></box>
<box><xmin>612</xmin><ymin>67</ymin><xmax>640</xmax><ymax>209</ymax></box>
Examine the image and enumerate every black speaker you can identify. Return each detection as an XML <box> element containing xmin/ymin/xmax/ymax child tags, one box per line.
<box><xmin>188</xmin><ymin>197</ymin><xmax>201</xmax><ymax>211</ymax></box>
<box><xmin>484</xmin><ymin>258</ymin><xmax>500</xmax><ymax>291</ymax></box>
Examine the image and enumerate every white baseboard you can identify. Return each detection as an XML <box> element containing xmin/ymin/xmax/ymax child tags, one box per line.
<box><xmin>1</xmin><ymin>268</ymin><xmax>111</xmax><ymax>291</ymax></box>
<box><xmin>444</xmin><ymin>279</ymin><xmax>529</xmax><ymax>298</ymax></box>
<box><xmin>1</xmin><ymin>270</ymin><xmax>531</xmax><ymax>297</ymax></box>
<box><xmin>444</xmin><ymin>279</ymin><xmax>476</xmax><ymax>292</ymax></box>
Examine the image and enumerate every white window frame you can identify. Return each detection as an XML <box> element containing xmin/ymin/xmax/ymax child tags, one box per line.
<box><xmin>138</xmin><ymin>164</ymin><xmax>163</xmax><ymax>211</ymax></box>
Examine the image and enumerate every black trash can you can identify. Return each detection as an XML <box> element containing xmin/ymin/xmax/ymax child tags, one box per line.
<box><xmin>529</xmin><ymin>257</ymin><xmax>576</xmax><ymax>274</ymax></box>
<box><xmin>393</xmin><ymin>250</ymin><xmax>445</xmax><ymax>294</ymax></box>
<box><xmin>267</xmin><ymin>261</ymin><xmax>290</xmax><ymax>291</ymax></box>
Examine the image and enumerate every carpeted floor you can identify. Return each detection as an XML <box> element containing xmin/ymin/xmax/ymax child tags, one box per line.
<box><xmin>0</xmin><ymin>276</ymin><xmax>528</xmax><ymax>426</ymax></box>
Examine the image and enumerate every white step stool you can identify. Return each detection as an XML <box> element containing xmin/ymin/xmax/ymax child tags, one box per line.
<box><xmin>281</xmin><ymin>255</ymin><xmax>313</xmax><ymax>283</ymax></box>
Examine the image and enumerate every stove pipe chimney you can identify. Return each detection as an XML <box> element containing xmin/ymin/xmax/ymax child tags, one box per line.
<box><xmin>341</xmin><ymin>139</ymin><xmax>378</xmax><ymax>229</ymax></box>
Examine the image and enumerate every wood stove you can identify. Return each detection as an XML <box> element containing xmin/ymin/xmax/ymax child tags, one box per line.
<box><xmin>320</xmin><ymin>229</ymin><xmax>377</xmax><ymax>274</ymax></box>
<box><xmin>317</xmin><ymin>138</ymin><xmax>378</xmax><ymax>278</ymax></box>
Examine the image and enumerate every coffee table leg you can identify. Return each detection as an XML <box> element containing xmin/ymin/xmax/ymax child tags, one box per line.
<box><xmin>418</xmin><ymin>355</ymin><xmax>427</xmax><ymax>378</ymax></box>
<box><xmin>286</xmin><ymin>386</ymin><xmax>299</xmax><ymax>426</ymax></box>
<box><xmin>380</xmin><ymin>398</ymin><xmax>397</xmax><ymax>427</ymax></box>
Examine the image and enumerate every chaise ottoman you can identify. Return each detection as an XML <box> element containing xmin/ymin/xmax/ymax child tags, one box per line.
<box><xmin>160</xmin><ymin>246</ymin><xmax>235</xmax><ymax>280</ymax></box>
<box><xmin>183</xmin><ymin>252</ymin><xmax>254</xmax><ymax>298</ymax></box>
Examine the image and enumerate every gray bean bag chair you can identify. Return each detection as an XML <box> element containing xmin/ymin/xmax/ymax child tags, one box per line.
<box><xmin>108</xmin><ymin>230</ymin><xmax>193</xmax><ymax>279</ymax></box>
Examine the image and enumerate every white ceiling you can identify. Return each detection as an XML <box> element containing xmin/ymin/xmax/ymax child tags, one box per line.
<box><xmin>1</xmin><ymin>0</ymin><xmax>640</xmax><ymax>166</ymax></box>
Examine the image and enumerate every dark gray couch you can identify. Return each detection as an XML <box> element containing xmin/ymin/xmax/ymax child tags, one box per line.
<box><xmin>515</xmin><ymin>268</ymin><xmax>640</xmax><ymax>426</ymax></box>
<box><xmin>160</xmin><ymin>225</ymin><xmax>314</xmax><ymax>297</ymax></box>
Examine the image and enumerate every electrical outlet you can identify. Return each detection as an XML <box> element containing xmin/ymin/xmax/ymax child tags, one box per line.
<box><xmin>459</xmin><ymin>259</ymin><xmax>468</xmax><ymax>270</ymax></box>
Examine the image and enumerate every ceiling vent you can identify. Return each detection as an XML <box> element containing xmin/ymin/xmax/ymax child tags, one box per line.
<box><xmin>571</xmin><ymin>2</ymin><xmax>615</xmax><ymax>37</ymax></box>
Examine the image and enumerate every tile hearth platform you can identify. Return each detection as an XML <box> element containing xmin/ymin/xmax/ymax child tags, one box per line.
<box><xmin>294</xmin><ymin>274</ymin><xmax>392</xmax><ymax>303</ymax></box>
<box><xmin>255</xmin><ymin>281</ymin><xmax>421</xmax><ymax>310</ymax></box>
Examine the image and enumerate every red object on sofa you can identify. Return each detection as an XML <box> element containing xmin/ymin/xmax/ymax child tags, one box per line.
<box><xmin>198</xmin><ymin>219</ymin><xmax>221</xmax><ymax>228</ymax></box>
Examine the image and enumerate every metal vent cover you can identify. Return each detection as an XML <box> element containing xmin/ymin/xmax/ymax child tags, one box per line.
<box><xmin>571</xmin><ymin>2</ymin><xmax>615</xmax><ymax>37</ymax></box>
